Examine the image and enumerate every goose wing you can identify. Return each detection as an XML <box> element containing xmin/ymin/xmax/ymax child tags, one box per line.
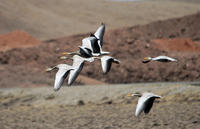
<box><xmin>82</xmin><ymin>37</ymin><xmax>100</xmax><ymax>54</ymax></box>
<box><xmin>144</xmin><ymin>93</ymin><xmax>161</xmax><ymax>114</ymax></box>
<box><xmin>94</xmin><ymin>23</ymin><xmax>105</xmax><ymax>47</ymax></box>
<box><xmin>68</xmin><ymin>56</ymin><xmax>84</xmax><ymax>85</ymax></box>
<box><xmin>135</xmin><ymin>96</ymin><xmax>147</xmax><ymax>117</ymax></box>
<box><xmin>68</xmin><ymin>63</ymin><xmax>84</xmax><ymax>86</ymax></box>
<box><xmin>54</xmin><ymin>65</ymin><xmax>73</xmax><ymax>91</ymax></box>
<box><xmin>144</xmin><ymin>97</ymin><xmax>155</xmax><ymax>114</ymax></box>
<box><xmin>68</xmin><ymin>55</ymin><xmax>94</xmax><ymax>85</ymax></box>
<box><xmin>101</xmin><ymin>56</ymin><xmax>113</xmax><ymax>74</ymax></box>
<box><xmin>82</xmin><ymin>37</ymin><xmax>93</xmax><ymax>50</ymax></box>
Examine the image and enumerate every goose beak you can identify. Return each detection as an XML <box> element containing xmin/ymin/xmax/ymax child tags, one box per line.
<box><xmin>127</xmin><ymin>93</ymin><xmax>133</xmax><ymax>97</ymax></box>
<box><xmin>59</xmin><ymin>56</ymin><xmax>68</xmax><ymax>60</ymax></box>
<box><xmin>45</xmin><ymin>68</ymin><xmax>52</xmax><ymax>72</ymax></box>
<box><xmin>62</xmin><ymin>52</ymin><xmax>68</xmax><ymax>55</ymax></box>
<box><xmin>142</xmin><ymin>57</ymin><xmax>151</xmax><ymax>63</ymax></box>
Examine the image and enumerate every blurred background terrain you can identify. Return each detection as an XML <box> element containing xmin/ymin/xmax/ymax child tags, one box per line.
<box><xmin>0</xmin><ymin>0</ymin><xmax>200</xmax><ymax>40</ymax></box>
<box><xmin>0</xmin><ymin>0</ymin><xmax>200</xmax><ymax>129</ymax></box>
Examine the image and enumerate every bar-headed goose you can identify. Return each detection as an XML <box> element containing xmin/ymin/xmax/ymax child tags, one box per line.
<box><xmin>127</xmin><ymin>92</ymin><xmax>162</xmax><ymax>117</ymax></box>
<box><xmin>142</xmin><ymin>56</ymin><xmax>177</xmax><ymax>63</ymax></box>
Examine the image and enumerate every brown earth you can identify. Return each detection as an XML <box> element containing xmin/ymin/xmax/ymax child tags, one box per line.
<box><xmin>1</xmin><ymin>12</ymin><xmax>200</xmax><ymax>87</ymax></box>
<box><xmin>151</xmin><ymin>38</ymin><xmax>200</xmax><ymax>52</ymax></box>
<box><xmin>0</xmin><ymin>30</ymin><xmax>41</xmax><ymax>51</ymax></box>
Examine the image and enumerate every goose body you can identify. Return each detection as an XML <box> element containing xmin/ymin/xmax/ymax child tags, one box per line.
<box><xmin>143</xmin><ymin>56</ymin><xmax>177</xmax><ymax>63</ymax></box>
<box><xmin>46</xmin><ymin>64</ymin><xmax>74</xmax><ymax>91</ymax></box>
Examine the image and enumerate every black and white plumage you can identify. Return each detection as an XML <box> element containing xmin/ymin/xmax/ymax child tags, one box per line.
<box><xmin>82</xmin><ymin>34</ymin><xmax>109</xmax><ymax>56</ymax></box>
<box><xmin>60</xmin><ymin>55</ymin><xmax>94</xmax><ymax>85</ymax></box>
<box><xmin>62</xmin><ymin>23</ymin><xmax>109</xmax><ymax>58</ymax></box>
<box><xmin>128</xmin><ymin>92</ymin><xmax>162</xmax><ymax>117</ymax></box>
<box><xmin>142</xmin><ymin>56</ymin><xmax>177</xmax><ymax>63</ymax></box>
<box><xmin>95</xmin><ymin>56</ymin><xmax>120</xmax><ymax>74</ymax></box>
<box><xmin>94</xmin><ymin>23</ymin><xmax>105</xmax><ymax>47</ymax></box>
<box><xmin>45</xmin><ymin>64</ymin><xmax>74</xmax><ymax>91</ymax></box>
<box><xmin>78</xmin><ymin>46</ymin><xmax>93</xmax><ymax>58</ymax></box>
<box><xmin>62</xmin><ymin>46</ymin><xmax>93</xmax><ymax>58</ymax></box>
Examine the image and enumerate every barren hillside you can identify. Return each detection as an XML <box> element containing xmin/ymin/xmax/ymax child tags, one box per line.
<box><xmin>1</xmin><ymin>12</ymin><xmax>200</xmax><ymax>87</ymax></box>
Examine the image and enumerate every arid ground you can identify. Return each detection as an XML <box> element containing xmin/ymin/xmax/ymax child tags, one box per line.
<box><xmin>0</xmin><ymin>82</ymin><xmax>199</xmax><ymax>129</ymax></box>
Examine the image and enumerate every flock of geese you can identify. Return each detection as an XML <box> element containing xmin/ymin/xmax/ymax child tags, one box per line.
<box><xmin>46</xmin><ymin>23</ymin><xmax>177</xmax><ymax>117</ymax></box>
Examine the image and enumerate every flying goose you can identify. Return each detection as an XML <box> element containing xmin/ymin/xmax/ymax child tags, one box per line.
<box><xmin>142</xmin><ymin>56</ymin><xmax>177</xmax><ymax>63</ymax></box>
<box><xmin>45</xmin><ymin>64</ymin><xmax>74</xmax><ymax>91</ymax></box>
<box><xmin>60</xmin><ymin>55</ymin><xmax>94</xmax><ymax>85</ymax></box>
<box><xmin>127</xmin><ymin>92</ymin><xmax>162</xmax><ymax>117</ymax></box>
<box><xmin>62</xmin><ymin>23</ymin><xmax>109</xmax><ymax>57</ymax></box>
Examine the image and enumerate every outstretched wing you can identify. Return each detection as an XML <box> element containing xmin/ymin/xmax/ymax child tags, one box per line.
<box><xmin>54</xmin><ymin>68</ymin><xmax>71</xmax><ymax>91</ymax></box>
<box><xmin>101</xmin><ymin>56</ymin><xmax>113</xmax><ymax>74</ymax></box>
<box><xmin>94</xmin><ymin>23</ymin><xmax>105</xmax><ymax>47</ymax></box>
<box><xmin>135</xmin><ymin>97</ymin><xmax>146</xmax><ymax>117</ymax></box>
<box><xmin>144</xmin><ymin>97</ymin><xmax>155</xmax><ymax>114</ymax></box>
<box><xmin>68</xmin><ymin>63</ymin><xmax>84</xmax><ymax>86</ymax></box>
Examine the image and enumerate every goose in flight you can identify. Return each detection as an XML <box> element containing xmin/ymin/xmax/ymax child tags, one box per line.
<box><xmin>95</xmin><ymin>56</ymin><xmax>120</xmax><ymax>74</ymax></box>
<box><xmin>62</xmin><ymin>23</ymin><xmax>109</xmax><ymax>57</ymax></box>
<box><xmin>127</xmin><ymin>92</ymin><xmax>162</xmax><ymax>117</ymax></box>
<box><xmin>45</xmin><ymin>64</ymin><xmax>74</xmax><ymax>91</ymax></box>
<box><xmin>60</xmin><ymin>55</ymin><xmax>94</xmax><ymax>85</ymax></box>
<box><xmin>142</xmin><ymin>56</ymin><xmax>177</xmax><ymax>63</ymax></box>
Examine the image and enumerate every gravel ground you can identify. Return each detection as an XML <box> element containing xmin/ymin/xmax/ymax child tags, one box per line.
<box><xmin>0</xmin><ymin>82</ymin><xmax>199</xmax><ymax>129</ymax></box>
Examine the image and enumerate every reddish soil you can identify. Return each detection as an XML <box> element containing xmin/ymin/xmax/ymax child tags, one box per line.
<box><xmin>1</xmin><ymin>12</ymin><xmax>200</xmax><ymax>87</ymax></box>
<box><xmin>151</xmin><ymin>38</ymin><xmax>200</xmax><ymax>52</ymax></box>
<box><xmin>0</xmin><ymin>30</ymin><xmax>41</xmax><ymax>51</ymax></box>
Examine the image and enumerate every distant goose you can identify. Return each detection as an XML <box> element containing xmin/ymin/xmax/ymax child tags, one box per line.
<box><xmin>142</xmin><ymin>56</ymin><xmax>177</xmax><ymax>63</ymax></box>
<box><xmin>127</xmin><ymin>92</ymin><xmax>162</xmax><ymax>117</ymax></box>
<box><xmin>60</xmin><ymin>55</ymin><xmax>94</xmax><ymax>85</ymax></box>
<box><xmin>95</xmin><ymin>56</ymin><xmax>120</xmax><ymax>74</ymax></box>
<box><xmin>45</xmin><ymin>64</ymin><xmax>74</xmax><ymax>91</ymax></box>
